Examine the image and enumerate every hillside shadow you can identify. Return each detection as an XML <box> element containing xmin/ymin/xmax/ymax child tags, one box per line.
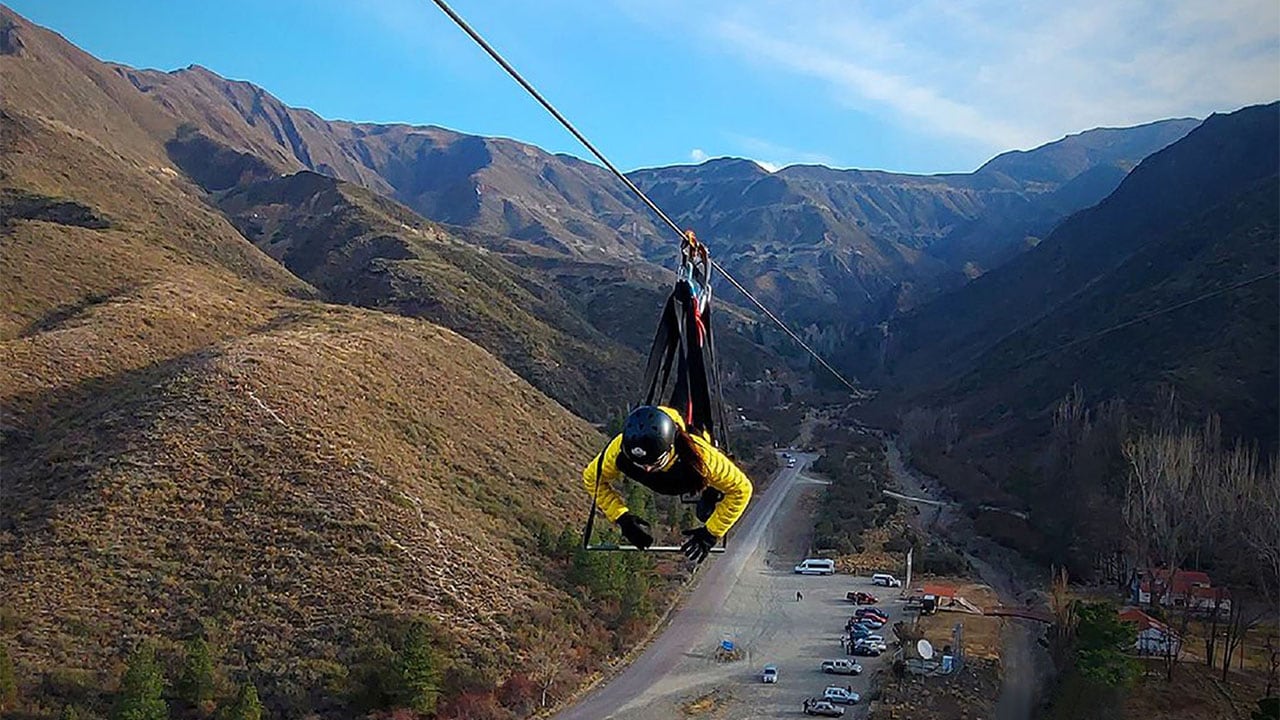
<box><xmin>0</xmin><ymin>349</ymin><xmax>209</xmax><ymax>539</ymax></box>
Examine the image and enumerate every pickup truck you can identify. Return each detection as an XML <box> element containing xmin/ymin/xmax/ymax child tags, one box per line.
<box><xmin>803</xmin><ymin>699</ymin><xmax>845</xmax><ymax>717</ymax></box>
<box><xmin>820</xmin><ymin>658</ymin><xmax>863</xmax><ymax>675</ymax></box>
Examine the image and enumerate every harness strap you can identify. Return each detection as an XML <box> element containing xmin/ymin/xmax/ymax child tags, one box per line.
<box><xmin>581</xmin><ymin>448</ymin><xmax>608</xmax><ymax>549</ymax></box>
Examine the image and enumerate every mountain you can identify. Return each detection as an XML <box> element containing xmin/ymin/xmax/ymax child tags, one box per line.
<box><xmin>0</xmin><ymin>8</ymin><xmax>685</xmax><ymax>717</ymax></box>
<box><xmin>849</xmin><ymin>102</ymin><xmax>1279</xmax><ymax>551</ymax></box>
<box><xmin>627</xmin><ymin>120</ymin><xmax>1199</xmax><ymax>325</ymax></box>
<box><xmin>203</xmin><ymin>160</ymin><xmax>641</xmax><ymax>417</ymax></box>
<box><xmin>102</xmin><ymin>53</ymin><xmax>1195</xmax><ymax>336</ymax></box>
<box><xmin>115</xmin><ymin>64</ymin><xmax>672</xmax><ymax>262</ymax></box>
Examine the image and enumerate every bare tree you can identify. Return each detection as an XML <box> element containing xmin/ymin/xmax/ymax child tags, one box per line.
<box><xmin>1122</xmin><ymin>411</ymin><xmax>1221</xmax><ymax>680</ymax></box>
<box><xmin>518</xmin><ymin>613</ymin><xmax>575</xmax><ymax>709</ymax></box>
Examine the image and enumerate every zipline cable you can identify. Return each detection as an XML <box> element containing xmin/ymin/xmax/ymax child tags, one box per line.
<box><xmin>428</xmin><ymin>0</ymin><xmax>863</xmax><ymax>395</ymax></box>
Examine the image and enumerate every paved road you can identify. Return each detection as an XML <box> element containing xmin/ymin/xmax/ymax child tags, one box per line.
<box><xmin>554</xmin><ymin>452</ymin><xmax>902</xmax><ymax>719</ymax></box>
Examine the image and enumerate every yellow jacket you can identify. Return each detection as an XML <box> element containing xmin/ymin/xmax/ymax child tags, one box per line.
<box><xmin>582</xmin><ymin>407</ymin><xmax>753</xmax><ymax>537</ymax></box>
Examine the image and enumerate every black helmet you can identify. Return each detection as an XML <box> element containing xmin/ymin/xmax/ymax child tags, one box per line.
<box><xmin>622</xmin><ymin>406</ymin><xmax>678</xmax><ymax>467</ymax></box>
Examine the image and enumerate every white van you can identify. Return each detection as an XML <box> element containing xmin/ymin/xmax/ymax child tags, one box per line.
<box><xmin>870</xmin><ymin>573</ymin><xmax>902</xmax><ymax>587</ymax></box>
<box><xmin>794</xmin><ymin>558</ymin><xmax>836</xmax><ymax>575</ymax></box>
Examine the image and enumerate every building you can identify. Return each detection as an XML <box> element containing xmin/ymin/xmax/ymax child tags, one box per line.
<box><xmin>1132</xmin><ymin>569</ymin><xmax>1231</xmax><ymax>614</ymax></box>
<box><xmin>1119</xmin><ymin>608</ymin><xmax>1182</xmax><ymax>656</ymax></box>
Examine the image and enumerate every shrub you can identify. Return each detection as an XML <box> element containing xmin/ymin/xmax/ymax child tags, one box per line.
<box><xmin>111</xmin><ymin>644</ymin><xmax>167</xmax><ymax>720</ymax></box>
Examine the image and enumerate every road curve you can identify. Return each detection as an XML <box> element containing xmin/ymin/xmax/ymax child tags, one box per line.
<box><xmin>552</xmin><ymin>453</ymin><xmax>818</xmax><ymax>720</ymax></box>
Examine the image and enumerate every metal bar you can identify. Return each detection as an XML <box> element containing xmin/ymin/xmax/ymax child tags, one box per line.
<box><xmin>585</xmin><ymin>544</ymin><xmax>727</xmax><ymax>553</ymax></box>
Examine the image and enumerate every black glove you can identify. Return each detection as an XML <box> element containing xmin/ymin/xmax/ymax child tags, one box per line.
<box><xmin>616</xmin><ymin>513</ymin><xmax>654</xmax><ymax>550</ymax></box>
<box><xmin>681</xmin><ymin>526</ymin><xmax>718</xmax><ymax>564</ymax></box>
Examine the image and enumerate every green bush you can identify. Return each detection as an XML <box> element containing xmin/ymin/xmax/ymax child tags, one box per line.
<box><xmin>111</xmin><ymin>644</ymin><xmax>167</xmax><ymax>720</ymax></box>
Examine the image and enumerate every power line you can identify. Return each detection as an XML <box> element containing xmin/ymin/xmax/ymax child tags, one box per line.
<box><xmin>1009</xmin><ymin>270</ymin><xmax>1279</xmax><ymax>369</ymax></box>
<box><xmin>427</xmin><ymin>0</ymin><xmax>863</xmax><ymax>395</ymax></box>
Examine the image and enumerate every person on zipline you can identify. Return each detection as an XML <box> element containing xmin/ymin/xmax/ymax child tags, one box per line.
<box><xmin>583</xmin><ymin>405</ymin><xmax>753</xmax><ymax>563</ymax></box>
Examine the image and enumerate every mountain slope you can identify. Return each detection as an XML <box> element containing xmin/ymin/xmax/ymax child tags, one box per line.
<box><xmin>212</xmin><ymin>168</ymin><xmax>640</xmax><ymax>416</ymax></box>
<box><xmin>852</xmin><ymin>102</ymin><xmax>1279</xmax><ymax>523</ymax></box>
<box><xmin>117</xmin><ymin>64</ymin><xmax>670</xmax><ymax>261</ymax></box>
<box><xmin>867</xmin><ymin>103</ymin><xmax>1279</xmax><ymax>395</ymax></box>
<box><xmin>627</xmin><ymin>120</ymin><xmax>1198</xmax><ymax>323</ymax></box>
<box><xmin>0</xmin><ymin>9</ymin><xmax>668</xmax><ymax>716</ymax></box>
<box><xmin>98</xmin><ymin>47</ymin><xmax>1194</xmax><ymax>334</ymax></box>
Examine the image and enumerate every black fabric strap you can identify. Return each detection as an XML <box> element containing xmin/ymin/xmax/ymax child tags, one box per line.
<box><xmin>581</xmin><ymin>448</ymin><xmax>608</xmax><ymax>549</ymax></box>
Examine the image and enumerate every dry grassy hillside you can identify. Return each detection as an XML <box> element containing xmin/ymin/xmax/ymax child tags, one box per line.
<box><xmin>2</xmin><ymin>289</ymin><xmax>603</xmax><ymax>710</ymax></box>
<box><xmin>0</xmin><ymin>10</ymin><xmax>669</xmax><ymax>718</ymax></box>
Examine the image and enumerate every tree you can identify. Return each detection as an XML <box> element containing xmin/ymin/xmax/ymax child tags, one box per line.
<box><xmin>0</xmin><ymin>641</ymin><xmax>16</xmax><ymax>714</ymax></box>
<box><xmin>177</xmin><ymin>636</ymin><xmax>216</xmax><ymax>710</ymax></box>
<box><xmin>393</xmin><ymin>620</ymin><xmax>442</xmax><ymax>715</ymax></box>
<box><xmin>1074</xmin><ymin>603</ymin><xmax>1138</xmax><ymax>688</ymax></box>
<box><xmin>112</xmin><ymin>644</ymin><xmax>168</xmax><ymax>720</ymax></box>
<box><xmin>519</xmin><ymin>613</ymin><xmax>574</xmax><ymax>709</ymax></box>
<box><xmin>221</xmin><ymin>682</ymin><xmax>262</xmax><ymax>720</ymax></box>
<box><xmin>59</xmin><ymin>705</ymin><xmax>83</xmax><ymax>720</ymax></box>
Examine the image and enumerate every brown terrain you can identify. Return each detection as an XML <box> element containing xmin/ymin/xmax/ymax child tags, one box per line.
<box><xmin>0</xmin><ymin>6</ymin><xmax>706</xmax><ymax>718</ymax></box>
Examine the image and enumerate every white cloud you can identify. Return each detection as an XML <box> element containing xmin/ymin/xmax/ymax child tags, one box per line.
<box><xmin>690</xmin><ymin>148</ymin><xmax>709</xmax><ymax>162</ymax></box>
<box><xmin>724</xmin><ymin>133</ymin><xmax>836</xmax><ymax>171</ymax></box>
<box><xmin>693</xmin><ymin>0</ymin><xmax>1279</xmax><ymax>153</ymax></box>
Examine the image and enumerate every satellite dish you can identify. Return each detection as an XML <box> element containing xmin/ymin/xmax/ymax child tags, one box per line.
<box><xmin>917</xmin><ymin>639</ymin><xmax>935</xmax><ymax>660</ymax></box>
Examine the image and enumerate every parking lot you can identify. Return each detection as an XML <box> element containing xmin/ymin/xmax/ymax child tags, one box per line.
<box><xmin>559</xmin><ymin>453</ymin><xmax>905</xmax><ymax>719</ymax></box>
<box><xmin>722</xmin><ymin>570</ymin><xmax>904</xmax><ymax>719</ymax></box>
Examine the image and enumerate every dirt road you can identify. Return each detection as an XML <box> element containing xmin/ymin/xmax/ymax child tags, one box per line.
<box><xmin>555</xmin><ymin>452</ymin><xmax>898</xmax><ymax>720</ymax></box>
<box><xmin>883</xmin><ymin>440</ymin><xmax>1048</xmax><ymax>720</ymax></box>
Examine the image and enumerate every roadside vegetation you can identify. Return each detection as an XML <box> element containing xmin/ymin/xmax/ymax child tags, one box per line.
<box><xmin>878</xmin><ymin>385</ymin><xmax>1279</xmax><ymax>720</ymax></box>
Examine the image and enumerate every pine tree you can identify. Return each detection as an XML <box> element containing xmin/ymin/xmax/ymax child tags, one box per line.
<box><xmin>393</xmin><ymin>620</ymin><xmax>442</xmax><ymax>715</ymax></box>
<box><xmin>221</xmin><ymin>682</ymin><xmax>262</xmax><ymax>720</ymax></box>
<box><xmin>0</xmin><ymin>642</ymin><xmax>16</xmax><ymax>713</ymax></box>
<box><xmin>620</xmin><ymin>569</ymin><xmax>654</xmax><ymax>622</ymax></box>
<box><xmin>60</xmin><ymin>705</ymin><xmax>83</xmax><ymax>720</ymax></box>
<box><xmin>177</xmin><ymin>636</ymin><xmax>216</xmax><ymax>709</ymax></box>
<box><xmin>112</xmin><ymin>644</ymin><xmax>168</xmax><ymax>720</ymax></box>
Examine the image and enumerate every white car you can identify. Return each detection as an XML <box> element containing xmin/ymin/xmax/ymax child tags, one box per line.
<box><xmin>823</xmin><ymin>686</ymin><xmax>862</xmax><ymax>705</ymax></box>
<box><xmin>761</xmin><ymin>664</ymin><xmax>778</xmax><ymax>683</ymax></box>
<box><xmin>871</xmin><ymin>573</ymin><xmax>902</xmax><ymax>587</ymax></box>
<box><xmin>861</xmin><ymin>635</ymin><xmax>888</xmax><ymax>652</ymax></box>
<box><xmin>820</xmin><ymin>659</ymin><xmax>863</xmax><ymax>675</ymax></box>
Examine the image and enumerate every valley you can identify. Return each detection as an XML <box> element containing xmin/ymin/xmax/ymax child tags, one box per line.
<box><xmin>2</xmin><ymin>4</ymin><xmax>1277</xmax><ymax>720</ymax></box>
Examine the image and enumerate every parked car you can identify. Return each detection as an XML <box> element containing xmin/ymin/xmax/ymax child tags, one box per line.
<box><xmin>788</xmin><ymin>459</ymin><xmax>797</xmax><ymax>468</ymax></box>
<box><xmin>761</xmin><ymin>664</ymin><xmax>778</xmax><ymax>683</ymax></box>
<box><xmin>854</xmin><ymin>607</ymin><xmax>887</xmax><ymax>619</ymax></box>
<box><xmin>821</xmin><ymin>659</ymin><xmax>863</xmax><ymax>675</ymax></box>
<box><xmin>846</xmin><ymin>591</ymin><xmax>879</xmax><ymax>604</ymax></box>
<box><xmin>794</xmin><ymin>558</ymin><xmax>836</xmax><ymax>575</ymax></box>
<box><xmin>856</xmin><ymin>617</ymin><xmax>885</xmax><ymax>629</ymax></box>
<box><xmin>861</xmin><ymin>635</ymin><xmax>889</xmax><ymax>651</ymax></box>
<box><xmin>850</xmin><ymin>643</ymin><xmax>882</xmax><ymax>657</ymax></box>
<box><xmin>823</xmin><ymin>686</ymin><xmax>862</xmax><ymax>705</ymax></box>
<box><xmin>871</xmin><ymin>573</ymin><xmax>903</xmax><ymax>587</ymax></box>
<box><xmin>846</xmin><ymin>622</ymin><xmax>871</xmax><ymax>636</ymax></box>
<box><xmin>803</xmin><ymin>699</ymin><xmax>846</xmax><ymax>717</ymax></box>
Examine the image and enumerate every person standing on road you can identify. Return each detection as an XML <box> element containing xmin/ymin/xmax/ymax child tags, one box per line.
<box><xmin>796</xmin><ymin>591</ymin><xmax>803</xmax><ymax>601</ymax></box>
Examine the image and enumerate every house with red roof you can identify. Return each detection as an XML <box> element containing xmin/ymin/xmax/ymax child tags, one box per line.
<box><xmin>1133</xmin><ymin>569</ymin><xmax>1231</xmax><ymax>614</ymax></box>
<box><xmin>1119</xmin><ymin>608</ymin><xmax>1182</xmax><ymax>656</ymax></box>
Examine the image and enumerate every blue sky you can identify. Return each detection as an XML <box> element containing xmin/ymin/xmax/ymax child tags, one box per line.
<box><xmin>13</xmin><ymin>0</ymin><xmax>1280</xmax><ymax>174</ymax></box>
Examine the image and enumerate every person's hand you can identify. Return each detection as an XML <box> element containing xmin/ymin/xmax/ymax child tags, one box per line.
<box><xmin>616</xmin><ymin>513</ymin><xmax>654</xmax><ymax>549</ymax></box>
<box><xmin>681</xmin><ymin>526</ymin><xmax>717</xmax><ymax>563</ymax></box>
